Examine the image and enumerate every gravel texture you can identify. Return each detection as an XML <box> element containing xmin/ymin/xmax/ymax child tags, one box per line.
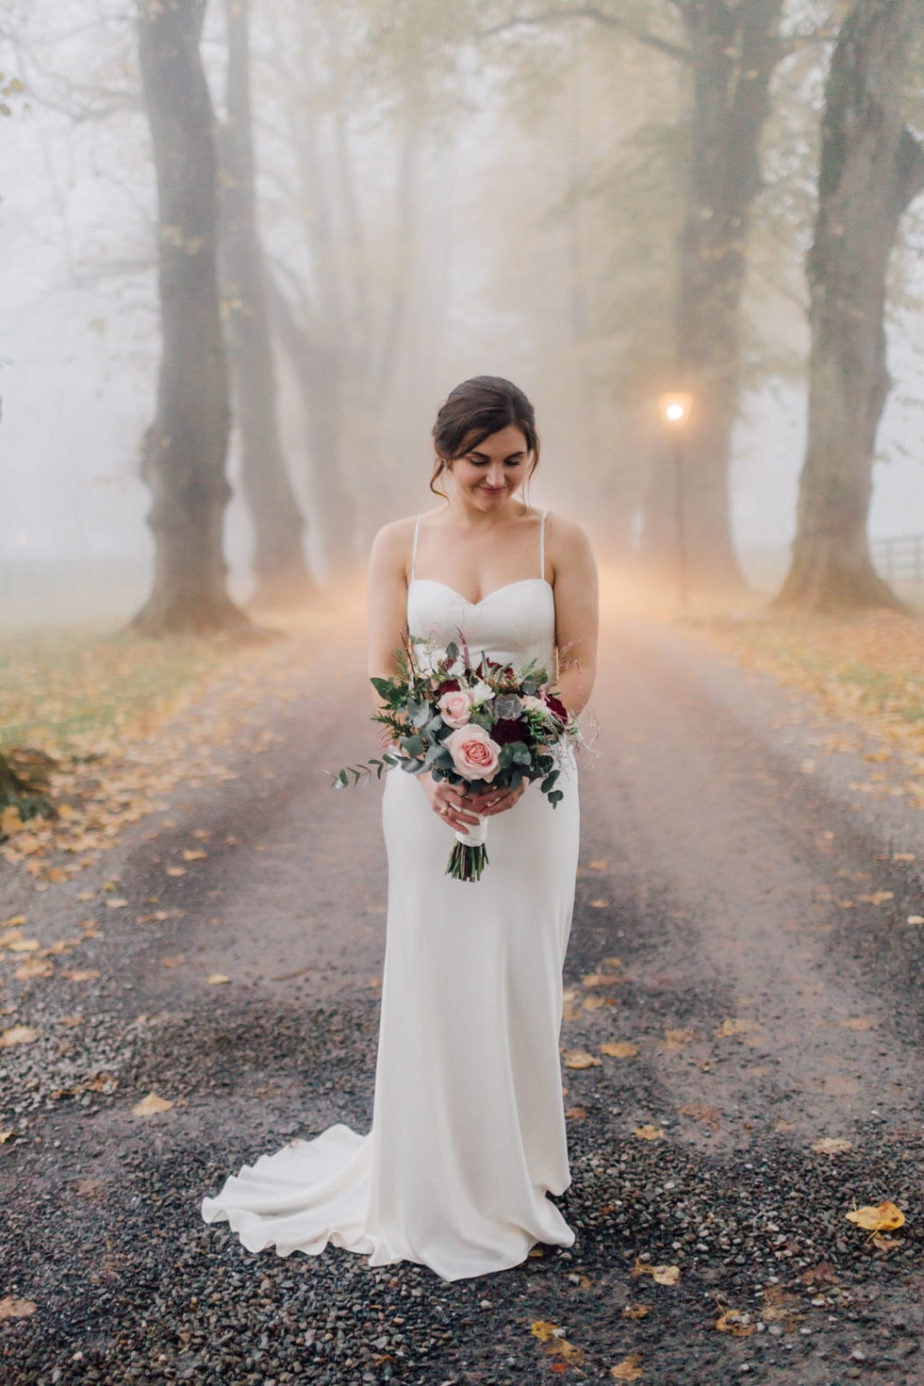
<box><xmin>2</xmin><ymin>607</ymin><xmax>922</xmax><ymax>1384</ymax></box>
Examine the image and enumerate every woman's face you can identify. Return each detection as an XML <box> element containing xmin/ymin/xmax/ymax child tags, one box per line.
<box><xmin>445</xmin><ymin>425</ymin><xmax>531</xmax><ymax>511</ymax></box>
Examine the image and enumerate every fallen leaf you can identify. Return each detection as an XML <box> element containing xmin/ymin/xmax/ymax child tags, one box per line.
<box><xmin>611</xmin><ymin>1353</ymin><xmax>644</xmax><ymax>1381</ymax></box>
<box><xmin>61</xmin><ymin>969</ymin><xmax>100</xmax><ymax>982</ymax></box>
<box><xmin>0</xmin><ymin>1296</ymin><xmax>36</xmax><ymax>1320</ymax></box>
<box><xmin>680</xmin><ymin>1103</ymin><xmax>721</xmax><ymax>1129</ymax></box>
<box><xmin>161</xmin><ymin>955</ymin><xmax>185</xmax><ymax>969</ymax></box>
<box><xmin>582</xmin><ymin>972</ymin><xmax>623</xmax><ymax>988</ymax></box>
<box><xmin>14</xmin><ymin>958</ymin><xmax>54</xmax><ymax>979</ymax></box>
<box><xmin>812</xmin><ymin>1137</ymin><xmax>853</xmax><ymax>1154</ymax></box>
<box><xmin>106</xmin><ymin>898</ymin><xmax>129</xmax><ymax>909</ymax></box>
<box><xmin>893</xmin><ymin>852</ymin><xmax>916</xmax><ymax>862</ymax></box>
<box><xmin>131</xmin><ymin>1091</ymin><xmax>174</xmax><ymax>1117</ymax></box>
<box><xmin>632</xmin><ymin>1259</ymin><xmax>679</xmax><ymax>1284</ymax></box>
<box><xmin>857</xmin><ymin>891</ymin><xmax>893</xmax><ymax>905</ymax></box>
<box><xmin>565</xmin><ymin>1106</ymin><xmax>586</xmax><ymax>1121</ymax></box>
<box><xmin>715</xmin><ymin>1308</ymin><xmax>756</xmax><ymax>1337</ymax></box>
<box><xmin>182</xmin><ymin>849</ymin><xmax>207</xmax><ymax>861</ymax></box>
<box><xmin>715</xmin><ymin>1017</ymin><xmax>760</xmax><ymax>1038</ymax></box>
<box><xmin>845</xmin><ymin>1201</ymin><xmax>904</xmax><ymax>1233</ymax></box>
<box><xmin>600</xmin><ymin>956</ymin><xmax>622</xmax><ymax>970</ymax></box>
<box><xmin>0</xmin><ymin>1127</ymin><xmax>16</xmax><ymax>1143</ymax></box>
<box><xmin>633</xmin><ymin>1124</ymin><xmax>664</xmax><ymax>1141</ymax></box>
<box><xmin>562</xmin><ymin>1049</ymin><xmax>602</xmax><ymax>1070</ymax></box>
<box><xmin>583</xmin><ymin>996</ymin><xmax>613</xmax><ymax>1010</ymax></box>
<box><xmin>600</xmin><ymin>1041</ymin><xmax>639</xmax><ymax>1059</ymax></box>
<box><xmin>589</xmin><ymin>859</ymin><xmax>609</xmax><ymax>870</ymax></box>
<box><xmin>589</xmin><ymin>899</ymin><xmax>609</xmax><ymax>909</ymax></box>
<box><xmin>0</xmin><ymin>1025</ymin><xmax>39</xmax><ymax>1047</ymax></box>
<box><xmin>622</xmin><ymin>1304</ymin><xmax>649</xmax><ymax>1321</ymax></box>
<box><xmin>907</xmin><ymin>915</ymin><xmax>924</xmax><ymax>926</ymax></box>
<box><xmin>165</xmin><ymin>866</ymin><xmax>186</xmax><ymax>877</ymax></box>
<box><xmin>7</xmin><ymin>937</ymin><xmax>40</xmax><ymax>952</ymax></box>
<box><xmin>663</xmin><ymin>1027</ymin><xmax>696</xmax><ymax>1050</ymax></box>
<box><xmin>206</xmin><ymin>973</ymin><xmax>230</xmax><ymax>985</ymax></box>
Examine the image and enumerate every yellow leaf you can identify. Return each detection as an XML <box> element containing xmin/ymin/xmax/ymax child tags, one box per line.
<box><xmin>583</xmin><ymin>995</ymin><xmax>613</xmax><ymax>1010</ymax></box>
<box><xmin>600</xmin><ymin>956</ymin><xmax>622</xmax><ymax>970</ymax></box>
<box><xmin>589</xmin><ymin>899</ymin><xmax>609</xmax><ymax>909</ymax></box>
<box><xmin>8</xmin><ymin>937</ymin><xmax>40</xmax><ymax>952</ymax></box>
<box><xmin>530</xmin><ymin>1320</ymin><xmax>560</xmax><ymax>1342</ymax></box>
<box><xmin>165</xmin><ymin>866</ymin><xmax>186</xmax><ymax>877</ymax></box>
<box><xmin>161</xmin><ymin>955</ymin><xmax>185</xmax><ymax>968</ymax></box>
<box><xmin>663</xmin><ymin>1027</ymin><xmax>696</xmax><ymax>1049</ymax></box>
<box><xmin>893</xmin><ymin>852</ymin><xmax>915</xmax><ymax>862</ymax></box>
<box><xmin>1</xmin><ymin>915</ymin><xmax>27</xmax><ymax>928</ymax></box>
<box><xmin>0</xmin><ymin>1127</ymin><xmax>16</xmax><ymax>1143</ymax></box>
<box><xmin>0</xmin><ymin>1025</ymin><xmax>39</xmax><ymax>1047</ymax></box>
<box><xmin>206</xmin><ymin>973</ymin><xmax>230</xmax><ymax>985</ymax></box>
<box><xmin>182</xmin><ymin>849</ymin><xmax>207</xmax><ymax>860</ymax></box>
<box><xmin>907</xmin><ymin>915</ymin><xmax>924</xmax><ymax>925</ymax></box>
<box><xmin>0</xmin><ymin>1296</ymin><xmax>36</xmax><ymax>1320</ymax></box>
<box><xmin>715</xmin><ymin>1308</ymin><xmax>756</xmax><ymax>1337</ymax></box>
<box><xmin>651</xmin><ymin>1264</ymin><xmax>680</xmax><ymax>1285</ymax></box>
<box><xmin>845</xmin><ymin>1202</ymin><xmax>904</xmax><ymax>1232</ymax></box>
<box><xmin>812</xmin><ymin>1137</ymin><xmax>853</xmax><ymax>1154</ymax></box>
<box><xmin>61</xmin><ymin>969</ymin><xmax>100</xmax><ymax>982</ymax></box>
<box><xmin>622</xmin><ymin>1304</ymin><xmax>649</xmax><ymax>1320</ymax></box>
<box><xmin>106</xmin><ymin>897</ymin><xmax>129</xmax><ymax>909</ymax></box>
<box><xmin>1</xmin><ymin>807</ymin><xmax>25</xmax><ymax>836</ymax></box>
<box><xmin>582</xmin><ymin>972</ymin><xmax>622</xmax><ymax>988</ymax></box>
<box><xmin>132</xmin><ymin>1091</ymin><xmax>174</xmax><ymax>1117</ymax></box>
<box><xmin>611</xmin><ymin>1353</ymin><xmax>644</xmax><ymax>1381</ymax></box>
<box><xmin>565</xmin><ymin>1106</ymin><xmax>586</xmax><ymax>1121</ymax></box>
<box><xmin>600</xmin><ymin>1041</ymin><xmax>639</xmax><ymax>1059</ymax></box>
<box><xmin>633</xmin><ymin>1124</ymin><xmax>664</xmax><ymax>1141</ymax></box>
<box><xmin>589</xmin><ymin>859</ymin><xmax>609</xmax><ymax>870</ymax></box>
<box><xmin>562</xmin><ymin>1049</ymin><xmax>602</xmax><ymax>1069</ymax></box>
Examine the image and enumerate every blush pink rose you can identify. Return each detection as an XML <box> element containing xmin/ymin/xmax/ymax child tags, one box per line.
<box><xmin>437</xmin><ymin>688</ymin><xmax>474</xmax><ymax>728</ymax></box>
<box><xmin>444</xmin><ymin>724</ymin><xmax>502</xmax><ymax>782</ymax></box>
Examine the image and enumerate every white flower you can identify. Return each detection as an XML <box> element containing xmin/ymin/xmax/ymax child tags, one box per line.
<box><xmin>468</xmin><ymin>680</ymin><xmax>494</xmax><ymax>706</ymax></box>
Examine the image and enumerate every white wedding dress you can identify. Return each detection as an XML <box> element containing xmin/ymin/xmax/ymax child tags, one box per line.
<box><xmin>201</xmin><ymin>512</ymin><xmax>580</xmax><ymax>1281</ymax></box>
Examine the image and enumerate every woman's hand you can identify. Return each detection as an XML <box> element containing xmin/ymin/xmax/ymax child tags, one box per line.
<box><xmin>419</xmin><ymin>773</ymin><xmax>526</xmax><ymax>830</ymax></box>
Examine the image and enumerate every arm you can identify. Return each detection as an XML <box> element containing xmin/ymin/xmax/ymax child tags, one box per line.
<box><xmin>548</xmin><ymin>515</ymin><xmax>598</xmax><ymax>716</ymax></box>
<box><xmin>366</xmin><ymin>518</ymin><xmax>482</xmax><ymax>827</ymax></box>
<box><xmin>366</xmin><ymin>518</ymin><xmax>415</xmax><ymax>701</ymax></box>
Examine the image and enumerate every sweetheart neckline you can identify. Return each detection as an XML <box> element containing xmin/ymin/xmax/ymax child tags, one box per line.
<box><xmin>408</xmin><ymin>577</ymin><xmax>553</xmax><ymax>608</ymax></box>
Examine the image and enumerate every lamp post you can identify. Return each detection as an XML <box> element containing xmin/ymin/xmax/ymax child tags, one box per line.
<box><xmin>658</xmin><ymin>392</ymin><xmax>693</xmax><ymax>611</ymax></box>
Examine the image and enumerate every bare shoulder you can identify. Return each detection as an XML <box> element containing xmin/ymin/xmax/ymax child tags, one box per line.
<box><xmin>543</xmin><ymin>511</ymin><xmax>596</xmax><ymax>571</ymax></box>
<box><xmin>368</xmin><ymin>515</ymin><xmax>418</xmax><ymax>575</ymax></box>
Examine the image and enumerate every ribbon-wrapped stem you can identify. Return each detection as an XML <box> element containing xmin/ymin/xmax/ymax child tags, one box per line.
<box><xmin>446</xmin><ymin>813</ymin><xmax>488</xmax><ymax>883</ymax></box>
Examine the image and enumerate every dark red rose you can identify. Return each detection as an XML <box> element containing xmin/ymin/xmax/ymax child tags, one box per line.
<box><xmin>490</xmin><ymin>717</ymin><xmax>526</xmax><ymax>746</ymax></box>
<box><xmin>435</xmin><ymin>678</ymin><xmax>461</xmax><ymax>695</ymax></box>
<box><xmin>543</xmin><ymin>693</ymin><xmax>568</xmax><ymax>723</ymax></box>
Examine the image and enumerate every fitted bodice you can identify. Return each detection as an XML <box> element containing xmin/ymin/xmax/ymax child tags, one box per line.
<box><xmin>407</xmin><ymin>577</ymin><xmax>557</xmax><ymax>678</ymax></box>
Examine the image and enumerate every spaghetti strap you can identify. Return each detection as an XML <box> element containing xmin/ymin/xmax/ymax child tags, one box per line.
<box><xmin>410</xmin><ymin>515</ymin><xmax>422</xmax><ymax>582</ymax></box>
<box><xmin>539</xmin><ymin>509</ymin><xmax>547</xmax><ymax>580</ymax></box>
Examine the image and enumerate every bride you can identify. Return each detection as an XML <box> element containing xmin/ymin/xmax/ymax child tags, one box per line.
<box><xmin>202</xmin><ymin>375</ymin><xmax>599</xmax><ymax>1281</ymax></box>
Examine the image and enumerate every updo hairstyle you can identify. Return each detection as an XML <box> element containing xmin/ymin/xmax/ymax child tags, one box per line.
<box><xmin>430</xmin><ymin>376</ymin><xmax>540</xmax><ymax>498</ymax></box>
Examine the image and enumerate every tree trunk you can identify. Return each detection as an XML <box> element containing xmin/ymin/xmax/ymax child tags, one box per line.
<box><xmin>641</xmin><ymin>0</ymin><xmax>785</xmax><ymax>590</ymax></box>
<box><xmin>133</xmin><ymin>0</ymin><xmax>246</xmax><ymax>635</ymax></box>
<box><xmin>775</xmin><ymin>0</ymin><xmax>924</xmax><ymax>613</ymax></box>
<box><xmin>268</xmin><ymin>274</ymin><xmax>356</xmax><ymax>576</ymax></box>
<box><xmin>220</xmin><ymin>0</ymin><xmax>313</xmax><ymax>607</ymax></box>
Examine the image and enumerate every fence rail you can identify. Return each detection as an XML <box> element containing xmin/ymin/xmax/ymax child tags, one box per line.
<box><xmin>870</xmin><ymin>534</ymin><xmax>924</xmax><ymax>587</ymax></box>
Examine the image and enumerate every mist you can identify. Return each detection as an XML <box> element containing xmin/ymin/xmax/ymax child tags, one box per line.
<box><xmin>1</xmin><ymin>0</ymin><xmax>923</xmax><ymax>628</ymax></box>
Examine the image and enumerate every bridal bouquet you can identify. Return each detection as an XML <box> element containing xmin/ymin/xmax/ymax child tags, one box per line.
<box><xmin>333</xmin><ymin>638</ymin><xmax>579</xmax><ymax>882</ymax></box>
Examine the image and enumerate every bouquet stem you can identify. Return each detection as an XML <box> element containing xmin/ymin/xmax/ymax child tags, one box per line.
<box><xmin>446</xmin><ymin>813</ymin><xmax>488</xmax><ymax>883</ymax></box>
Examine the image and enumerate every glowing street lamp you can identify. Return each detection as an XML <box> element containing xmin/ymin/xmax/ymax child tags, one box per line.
<box><xmin>658</xmin><ymin>392</ymin><xmax>693</xmax><ymax>609</ymax></box>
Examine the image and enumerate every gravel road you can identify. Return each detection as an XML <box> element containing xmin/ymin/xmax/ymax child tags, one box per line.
<box><xmin>2</xmin><ymin>596</ymin><xmax>922</xmax><ymax>1385</ymax></box>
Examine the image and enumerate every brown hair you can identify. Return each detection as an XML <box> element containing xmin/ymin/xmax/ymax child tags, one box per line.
<box><xmin>430</xmin><ymin>376</ymin><xmax>540</xmax><ymax>497</ymax></box>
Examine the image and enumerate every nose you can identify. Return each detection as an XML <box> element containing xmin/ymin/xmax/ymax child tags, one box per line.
<box><xmin>485</xmin><ymin>462</ymin><xmax>505</xmax><ymax>487</ymax></box>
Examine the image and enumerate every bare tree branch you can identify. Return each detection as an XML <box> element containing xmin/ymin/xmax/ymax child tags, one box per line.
<box><xmin>477</xmin><ymin>6</ymin><xmax>690</xmax><ymax>64</ymax></box>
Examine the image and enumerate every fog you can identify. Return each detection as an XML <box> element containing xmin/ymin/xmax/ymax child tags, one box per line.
<box><xmin>1</xmin><ymin>0</ymin><xmax>922</xmax><ymax>626</ymax></box>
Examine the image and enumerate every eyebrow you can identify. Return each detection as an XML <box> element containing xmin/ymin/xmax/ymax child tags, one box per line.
<box><xmin>467</xmin><ymin>449</ymin><xmax>527</xmax><ymax>461</ymax></box>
